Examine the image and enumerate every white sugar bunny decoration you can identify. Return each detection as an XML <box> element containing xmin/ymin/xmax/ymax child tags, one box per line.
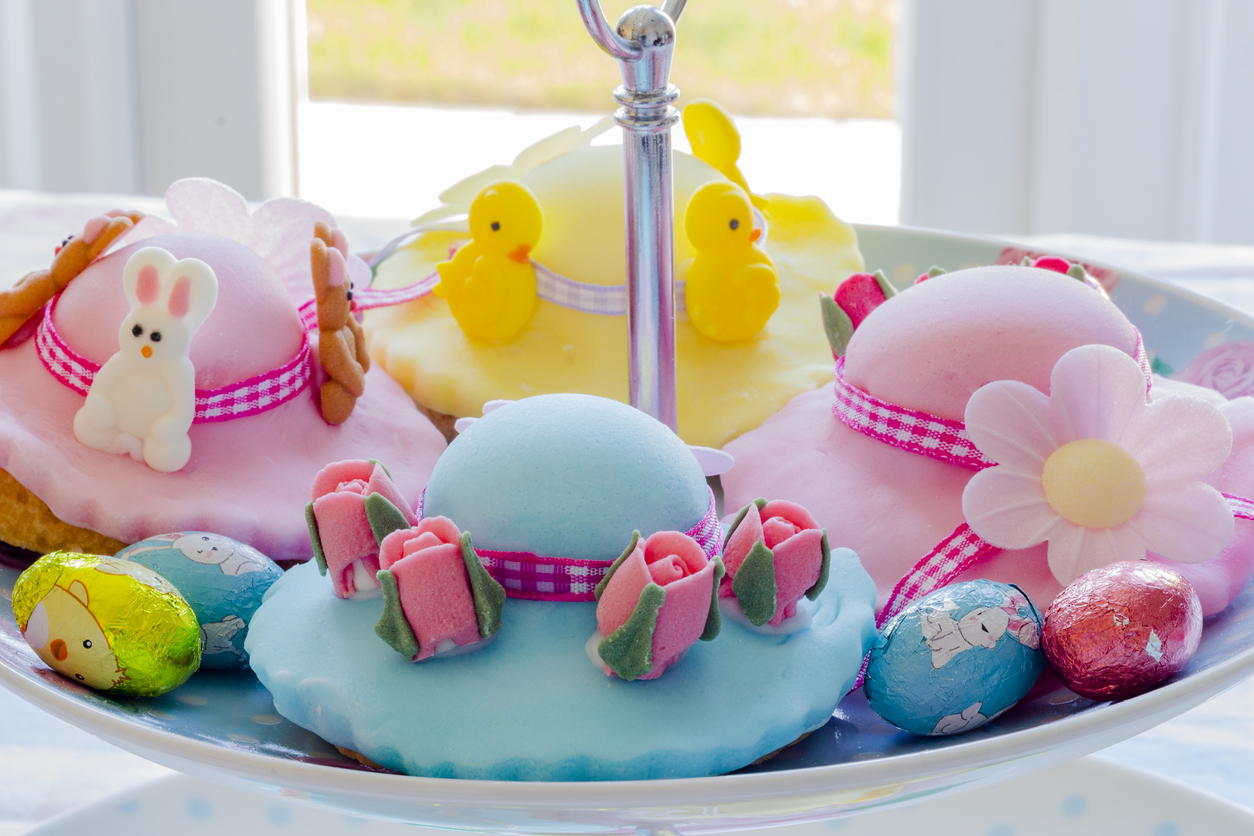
<box><xmin>73</xmin><ymin>247</ymin><xmax>218</xmax><ymax>473</ymax></box>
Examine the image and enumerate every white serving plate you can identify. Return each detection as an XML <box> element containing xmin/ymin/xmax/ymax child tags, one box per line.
<box><xmin>3</xmin><ymin>225</ymin><xmax>1254</xmax><ymax>833</ymax></box>
<box><xmin>26</xmin><ymin>757</ymin><xmax>1254</xmax><ymax>836</ymax></box>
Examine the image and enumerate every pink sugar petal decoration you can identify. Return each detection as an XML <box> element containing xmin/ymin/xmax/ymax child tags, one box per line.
<box><xmin>962</xmin><ymin>467</ymin><xmax>1059</xmax><ymax>550</ymax></box>
<box><xmin>404</xmin><ymin>532</ymin><xmax>445</xmax><ymax>555</ymax></box>
<box><xmin>648</xmin><ymin>554</ymin><xmax>688</xmax><ymax>585</ymax></box>
<box><xmin>596</xmin><ymin>545</ymin><xmax>651</xmax><ymax>636</ymax></box>
<box><xmin>367</xmin><ymin>463</ymin><xmax>419</xmax><ymax>525</ymax></box>
<box><xmin>389</xmin><ymin>542</ymin><xmax>481</xmax><ymax>661</ymax></box>
<box><xmin>1128</xmin><ymin>481</ymin><xmax>1235</xmax><ymax>564</ymax></box>
<box><xmin>768</xmin><ymin>527</ymin><xmax>825</xmax><ymax>625</ymax></box>
<box><xmin>833</xmin><ymin>273</ymin><xmax>888</xmax><ymax>329</ymax></box>
<box><xmin>965</xmin><ymin>380</ymin><xmax>1069</xmax><ymax>472</ymax></box>
<box><xmin>642</xmin><ymin>559</ymin><xmax>715</xmax><ymax>679</ymax></box>
<box><xmin>1123</xmin><ymin>396</ymin><xmax>1233</xmax><ymax>483</ymax></box>
<box><xmin>1050</xmin><ymin>344</ymin><xmax>1146</xmax><ymax>440</ymax></box>
<box><xmin>644</xmin><ymin>531</ymin><xmax>707</xmax><ymax>574</ymax></box>
<box><xmin>761</xmin><ymin>517</ymin><xmax>801</xmax><ymax>549</ymax></box>
<box><xmin>721</xmin><ymin>502</ymin><xmax>764</xmax><ymax>590</ymax></box>
<box><xmin>416</xmin><ymin>515</ymin><xmax>461</xmax><ymax>544</ymax></box>
<box><xmin>311</xmin><ymin>459</ymin><xmax>375</xmax><ymax>501</ymax></box>
<box><xmin>312</xmin><ymin>491</ymin><xmax>376</xmax><ymax>597</ymax></box>
<box><xmin>1032</xmin><ymin>255</ymin><xmax>1073</xmax><ymax>274</ymax></box>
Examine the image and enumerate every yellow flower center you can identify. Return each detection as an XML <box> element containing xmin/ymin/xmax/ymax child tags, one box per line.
<box><xmin>1041</xmin><ymin>439</ymin><xmax>1147</xmax><ymax>529</ymax></box>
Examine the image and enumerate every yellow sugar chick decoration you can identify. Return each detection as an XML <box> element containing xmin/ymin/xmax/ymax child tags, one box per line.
<box><xmin>683</xmin><ymin>100</ymin><xmax>769</xmax><ymax>213</ymax></box>
<box><xmin>683</xmin><ymin>181</ymin><xmax>781</xmax><ymax>343</ymax></box>
<box><xmin>435</xmin><ymin>181</ymin><xmax>543</xmax><ymax>342</ymax></box>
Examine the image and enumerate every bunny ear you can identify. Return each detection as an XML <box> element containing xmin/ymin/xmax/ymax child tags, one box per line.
<box><xmin>166</xmin><ymin>257</ymin><xmax>218</xmax><ymax>330</ymax></box>
<box><xmin>122</xmin><ymin>247</ymin><xmax>178</xmax><ymax>310</ymax></box>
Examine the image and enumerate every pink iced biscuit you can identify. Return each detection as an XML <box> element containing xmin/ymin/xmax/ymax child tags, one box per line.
<box><xmin>597</xmin><ymin>531</ymin><xmax>716</xmax><ymax>680</ymax></box>
<box><xmin>723</xmin><ymin>265</ymin><xmax>1254</xmax><ymax>618</ymax></box>
<box><xmin>382</xmin><ymin>536</ymin><xmax>480</xmax><ymax>661</ymax></box>
<box><xmin>722</xmin><ymin>500</ymin><xmax>825</xmax><ymax>625</ymax></box>
<box><xmin>0</xmin><ymin>182</ymin><xmax>446</xmax><ymax>562</ymax></box>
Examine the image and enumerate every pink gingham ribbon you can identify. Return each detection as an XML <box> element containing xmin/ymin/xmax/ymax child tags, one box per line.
<box><xmin>834</xmin><ymin>341</ymin><xmax>1254</xmax><ymax>628</ymax></box>
<box><xmin>832</xmin><ymin>355</ymin><xmax>995</xmax><ymax>471</ymax></box>
<box><xmin>36</xmin><ymin>295</ymin><xmax>312</xmax><ymax>424</ymax></box>
<box><xmin>421</xmin><ymin>487</ymin><xmax>721</xmax><ymax>602</ymax></box>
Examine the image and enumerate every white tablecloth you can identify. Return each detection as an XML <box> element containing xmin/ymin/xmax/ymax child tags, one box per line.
<box><xmin>1</xmin><ymin>190</ymin><xmax>1253</xmax><ymax>832</ymax></box>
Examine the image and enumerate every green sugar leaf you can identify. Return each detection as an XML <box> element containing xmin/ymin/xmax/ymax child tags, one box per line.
<box><xmin>598</xmin><ymin>583</ymin><xmax>666</xmax><ymax>681</ymax></box>
<box><xmin>305</xmin><ymin>502</ymin><xmax>327</xmax><ymax>576</ymax></box>
<box><xmin>595</xmin><ymin>531</ymin><xmax>640</xmax><ymax>601</ymax></box>
<box><xmin>365</xmin><ymin>493</ymin><xmax>411</xmax><ymax>544</ymax></box>
<box><xmin>732</xmin><ymin>539</ymin><xmax>778</xmax><ymax>626</ymax></box>
<box><xmin>375</xmin><ymin>570</ymin><xmax>420</xmax><ymax>662</ymax></box>
<box><xmin>462</xmin><ymin>532</ymin><xmax>506</xmax><ymax>638</ymax></box>
<box><xmin>807</xmin><ymin>530</ymin><xmax>832</xmax><ymax>601</ymax></box>
<box><xmin>701</xmin><ymin>557</ymin><xmax>726</xmax><ymax>641</ymax></box>
<box><xmin>820</xmin><ymin>292</ymin><xmax>854</xmax><ymax>358</ymax></box>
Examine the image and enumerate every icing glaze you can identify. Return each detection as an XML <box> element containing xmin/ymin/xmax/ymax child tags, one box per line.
<box><xmin>246</xmin><ymin>550</ymin><xmax>877</xmax><ymax>781</ymax></box>
<box><xmin>723</xmin><ymin>265</ymin><xmax>1254</xmax><ymax>617</ymax></box>
<box><xmin>367</xmin><ymin>138</ymin><xmax>864</xmax><ymax>449</ymax></box>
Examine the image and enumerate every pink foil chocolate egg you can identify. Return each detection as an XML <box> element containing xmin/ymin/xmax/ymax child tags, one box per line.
<box><xmin>1043</xmin><ymin>561</ymin><xmax>1202</xmax><ymax>701</ymax></box>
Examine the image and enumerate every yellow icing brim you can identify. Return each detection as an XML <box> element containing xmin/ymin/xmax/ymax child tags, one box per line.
<box><xmin>368</xmin><ymin>193</ymin><xmax>862</xmax><ymax>449</ymax></box>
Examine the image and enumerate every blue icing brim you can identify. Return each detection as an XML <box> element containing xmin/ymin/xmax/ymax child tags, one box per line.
<box><xmin>247</xmin><ymin>548</ymin><xmax>877</xmax><ymax>781</ymax></box>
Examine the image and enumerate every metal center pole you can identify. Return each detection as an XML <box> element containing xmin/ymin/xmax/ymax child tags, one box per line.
<box><xmin>576</xmin><ymin>1</ymin><xmax>685</xmax><ymax>432</ymax></box>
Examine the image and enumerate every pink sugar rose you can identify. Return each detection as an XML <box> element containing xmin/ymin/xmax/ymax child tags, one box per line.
<box><xmin>306</xmin><ymin>459</ymin><xmax>418</xmax><ymax>599</ymax></box>
<box><xmin>374</xmin><ymin>517</ymin><xmax>505</xmax><ymax>662</ymax></box>
<box><xmin>1174</xmin><ymin>340</ymin><xmax>1254</xmax><ymax>400</ymax></box>
<box><xmin>594</xmin><ymin>531</ymin><xmax>723</xmax><ymax>681</ymax></box>
<box><xmin>721</xmin><ymin>499</ymin><xmax>831</xmax><ymax>627</ymax></box>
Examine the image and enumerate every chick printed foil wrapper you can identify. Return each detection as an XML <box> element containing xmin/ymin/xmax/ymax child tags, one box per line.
<box><xmin>864</xmin><ymin>580</ymin><xmax>1045</xmax><ymax>736</ymax></box>
<box><xmin>11</xmin><ymin>552</ymin><xmax>201</xmax><ymax>696</ymax></box>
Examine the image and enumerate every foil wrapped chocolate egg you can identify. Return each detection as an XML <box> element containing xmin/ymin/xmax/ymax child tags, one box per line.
<box><xmin>865</xmin><ymin>580</ymin><xmax>1045</xmax><ymax>735</ymax></box>
<box><xmin>1043</xmin><ymin>561</ymin><xmax>1201</xmax><ymax>701</ymax></box>
<box><xmin>11</xmin><ymin>551</ymin><xmax>201</xmax><ymax>696</ymax></box>
<box><xmin>115</xmin><ymin>532</ymin><xmax>282</xmax><ymax>669</ymax></box>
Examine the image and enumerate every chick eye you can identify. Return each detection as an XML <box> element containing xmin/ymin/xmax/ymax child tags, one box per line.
<box><xmin>729</xmin><ymin>218</ymin><xmax>740</xmax><ymax>231</ymax></box>
<box><xmin>75</xmin><ymin>674</ymin><xmax>84</xmax><ymax>680</ymax></box>
<box><xmin>132</xmin><ymin>324</ymin><xmax>143</xmax><ymax>337</ymax></box>
<box><xmin>83</xmin><ymin>640</ymin><xmax>92</xmax><ymax>648</ymax></box>
<box><xmin>150</xmin><ymin>332</ymin><xmax>162</xmax><ymax>342</ymax></box>
<box><xmin>491</xmin><ymin>221</ymin><xmax>501</xmax><ymax>232</ymax></box>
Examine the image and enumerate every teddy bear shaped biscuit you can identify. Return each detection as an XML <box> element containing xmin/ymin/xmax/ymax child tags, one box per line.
<box><xmin>0</xmin><ymin>210</ymin><xmax>144</xmax><ymax>345</ymax></box>
<box><xmin>311</xmin><ymin>221</ymin><xmax>369</xmax><ymax>425</ymax></box>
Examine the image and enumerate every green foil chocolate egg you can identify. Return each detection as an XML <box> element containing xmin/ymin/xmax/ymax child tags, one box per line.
<box><xmin>11</xmin><ymin>551</ymin><xmax>202</xmax><ymax>696</ymax></box>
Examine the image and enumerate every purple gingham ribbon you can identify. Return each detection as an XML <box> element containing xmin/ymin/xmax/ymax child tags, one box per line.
<box><xmin>37</xmin><ymin>296</ymin><xmax>312</xmax><ymax>424</ymax></box>
<box><xmin>835</xmin><ymin>338</ymin><xmax>1254</xmax><ymax>627</ymax></box>
<box><xmin>424</xmin><ymin>487</ymin><xmax>720</xmax><ymax>602</ymax></box>
<box><xmin>297</xmin><ymin>270</ymin><xmax>441</xmax><ymax>331</ymax></box>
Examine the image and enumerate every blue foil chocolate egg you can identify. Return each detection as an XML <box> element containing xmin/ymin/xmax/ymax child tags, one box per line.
<box><xmin>114</xmin><ymin>533</ymin><xmax>282</xmax><ymax>668</ymax></box>
<box><xmin>865</xmin><ymin>580</ymin><xmax>1045</xmax><ymax>735</ymax></box>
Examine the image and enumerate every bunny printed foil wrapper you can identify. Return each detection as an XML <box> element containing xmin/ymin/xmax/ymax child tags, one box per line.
<box><xmin>865</xmin><ymin>580</ymin><xmax>1045</xmax><ymax>736</ymax></box>
<box><xmin>306</xmin><ymin>459</ymin><xmax>418</xmax><ymax>600</ymax></box>
<box><xmin>593</xmin><ymin>531</ymin><xmax>724</xmax><ymax>681</ymax></box>
<box><xmin>721</xmin><ymin>499</ymin><xmax>831</xmax><ymax>627</ymax></box>
<box><xmin>114</xmin><ymin>532</ymin><xmax>283</xmax><ymax>668</ymax></box>
<box><xmin>73</xmin><ymin>247</ymin><xmax>218</xmax><ymax>472</ymax></box>
<box><xmin>12</xmin><ymin>552</ymin><xmax>201</xmax><ymax>696</ymax></box>
<box><xmin>373</xmin><ymin>517</ymin><xmax>506</xmax><ymax>662</ymax></box>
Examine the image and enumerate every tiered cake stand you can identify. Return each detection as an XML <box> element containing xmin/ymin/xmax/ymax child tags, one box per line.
<box><xmin>3</xmin><ymin>3</ymin><xmax>1254</xmax><ymax>832</ymax></box>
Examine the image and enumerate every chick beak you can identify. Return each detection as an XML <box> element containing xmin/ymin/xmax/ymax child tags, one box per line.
<box><xmin>750</xmin><ymin>228</ymin><xmax>762</xmax><ymax>244</ymax></box>
<box><xmin>508</xmin><ymin>244</ymin><xmax>533</xmax><ymax>264</ymax></box>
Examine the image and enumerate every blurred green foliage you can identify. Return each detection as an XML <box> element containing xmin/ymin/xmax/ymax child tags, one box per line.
<box><xmin>306</xmin><ymin>0</ymin><xmax>895</xmax><ymax>118</ymax></box>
